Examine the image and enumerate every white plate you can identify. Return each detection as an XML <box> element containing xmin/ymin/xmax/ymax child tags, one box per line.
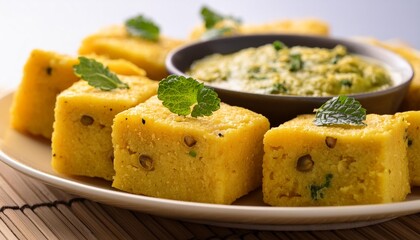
<box><xmin>1</xmin><ymin>91</ymin><xmax>419</xmax><ymax>231</ymax></box>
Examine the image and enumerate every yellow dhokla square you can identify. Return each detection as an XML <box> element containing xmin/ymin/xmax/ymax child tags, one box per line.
<box><xmin>396</xmin><ymin>111</ymin><xmax>420</xmax><ymax>186</ymax></box>
<box><xmin>51</xmin><ymin>76</ymin><xmax>157</xmax><ymax>180</ymax></box>
<box><xmin>112</xmin><ymin>96</ymin><xmax>270</xmax><ymax>204</ymax></box>
<box><xmin>78</xmin><ymin>25</ymin><xmax>185</xmax><ymax>80</ymax></box>
<box><xmin>10</xmin><ymin>49</ymin><xmax>146</xmax><ymax>139</ymax></box>
<box><xmin>189</xmin><ymin>18</ymin><xmax>329</xmax><ymax>40</ymax></box>
<box><xmin>241</xmin><ymin>19</ymin><xmax>329</xmax><ymax>36</ymax></box>
<box><xmin>263</xmin><ymin>114</ymin><xmax>410</xmax><ymax>206</ymax></box>
<box><xmin>355</xmin><ymin>38</ymin><xmax>420</xmax><ymax>111</ymax></box>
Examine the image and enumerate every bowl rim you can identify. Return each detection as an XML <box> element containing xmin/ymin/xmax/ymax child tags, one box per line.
<box><xmin>165</xmin><ymin>34</ymin><xmax>414</xmax><ymax>101</ymax></box>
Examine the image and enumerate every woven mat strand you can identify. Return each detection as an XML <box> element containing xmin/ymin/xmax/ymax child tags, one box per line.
<box><xmin>0</xmin><ymin>162</ymin><xmax>419</xmax><ymax>239</ymax></box>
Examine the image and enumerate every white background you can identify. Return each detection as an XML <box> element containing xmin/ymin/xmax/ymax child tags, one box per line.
<box><xmin>0</xmin><ymin>0</ymin><xmax>419</xmax><ymax>91</ymax></box>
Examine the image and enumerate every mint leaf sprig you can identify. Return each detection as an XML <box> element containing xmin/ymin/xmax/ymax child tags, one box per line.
<box><xmin>314</xmin><ymin>96</ymin><xmax>366</xmax><ymax>126</ymax></box>
<box><xmin>157</xmin><ymin>75</ymin><xmax>220</xmax><ymax>117</ymax></box>
<box><xmin>125</xmin><ymin>14</ymin><xmax>160</xmax><ymax>41</ymax></box>
<box><xmin>201</xmin><ymin>6</ymin><xmax>224</xmax><ymax>29</ymax></box>
<box><xmin>200</xmin><ymin>6</ymin><xmax>241</xmax><ymax>29</ymax></box>
<box><xmin>73</xmin><ymin>57</ymin><xmax>129</xmax><ymax>91</ymax></box>
<box><xmin>200</xmin><ymin>6</ymin><xmax>241</xmax><ymax>39</ymax></box>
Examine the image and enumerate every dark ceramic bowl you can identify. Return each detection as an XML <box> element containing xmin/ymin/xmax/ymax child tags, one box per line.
<box><xmin>166</xmin><ymin>34</ymin><xmax>414</xmax><ymax>126</ymax></box>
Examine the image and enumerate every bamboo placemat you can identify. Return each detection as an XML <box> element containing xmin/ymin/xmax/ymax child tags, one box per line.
<box><xmin>0</xmin><ymin>157</ymin><xmax>419</xmax><ymax>239</ymax></box>
<box><xmin>0</xmin><ymin>88</ymin><xmax>419</xmax><ymax>239</ymax></box>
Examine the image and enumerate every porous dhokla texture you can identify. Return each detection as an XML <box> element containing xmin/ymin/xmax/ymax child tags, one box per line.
<box><xmin>78</xmin><ymin>25</ymin><xmax>185</xmax><ymax>80</ymax></box>
<box><xmin>263</xmin><ymin>114</ymin><xmax>410</xmax><ymax>206</ymax></box>
<box><xmin>396</xmin><ymin>111</ymin><xmax>420</xmax><ymax>186</ymax></box>
<box><xmin>51</xmin><ymin>76</ymin><xmax>157</xmax><ymax>181</ymax></box>
<box><xmin>189</xmin><ymin>18</ymin><xmax>329</xmax><ymax>40</ymax></box>
<box><xmin>112</xmin><ymin>96</ymin><xmax>270</xmax><ymax>204</ymax></box>
<box><xmin>10</xmin><ymin>49</ymin><xmax>146</xmax><ymax>139</ymax></box>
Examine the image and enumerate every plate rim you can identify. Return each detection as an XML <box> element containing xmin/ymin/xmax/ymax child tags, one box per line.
<box><xmin>1</xmin><ymin>91</ymin><xmax>419</xmax><ymax>229</ymax></box>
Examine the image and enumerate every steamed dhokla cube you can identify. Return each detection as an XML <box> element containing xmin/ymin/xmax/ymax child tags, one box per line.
<box><xmin>10</xmin><ymin>49</ymin><xmax>146</xmax><ymax>139</ymax></box>
<box><xmin>263</xmin><ymin>114</ymin><xmax>410</xmax><ymax>206</ymax></box>
<box><xmin>111</xmin><ymin>96</ymin><xmax>270</xmax><ymax>204</ymax></box>
<box><xmin>355</xmin><ymin>38</ymin><xmax>420</xmax><ymax>111</ymax></box>
<box><xmin>51</xmin><ymin>76</ymin><xmax>157</xmax><ymax>180</ymax></box>
<box><xmin>189</xmin><ymin>18</ymin><xmax>329</xmax><ymax>40</ymax></box>
<box><xmin>78</xmin><ymin>25</ymin><xmax>185</xmax><ymax>80</ymax></box>
<box><xmin>396</xmin><ymin>111</ymin><xmax>420</xmax><ymax>186</ymax></box>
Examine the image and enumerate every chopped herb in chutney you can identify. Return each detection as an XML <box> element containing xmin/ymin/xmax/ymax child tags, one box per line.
<box><xmin>187</xmin><ymin>44</ymin><xmax>392</xmax><ymax>96</ymax></box>
<box><xmin>289</xmin><ymin>53</ymin><xmax>303</xmax><ymax>72</ymax></box>
<box><xmin>269</xmin><ymin>83</ymin><xmax>287</xmax><ymax>94</ymax></box>
<box><xmin>273</xmin><ymin>40</ymin><xmax>286</xmax><ymax>51</ymax></box>
<box><xmin>340</xmin><ymin>79</ymin><xmax>353</xmax><ymax>87</ymax></box>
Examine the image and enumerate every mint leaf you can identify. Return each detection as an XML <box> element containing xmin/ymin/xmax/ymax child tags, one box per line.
<box><xmin>199</xmin><ymin>6</ymin><xmax>241</xmax><ymax>40</ymax></box>
<box><xmin>201</xmin><ymin>6</ymin><xmax>224</xmax><ymax>29</ymax></box>
<box><xmin>73</xmin><ymin>57</ymin><xmax>128</xmax><ymax>91</ymax></box>
<box><xmin>191</xmin><ymin>86</ymin><xmax>220</xmax><ymax>117</ymax></box>
<box><xmin>314</xmin><ymin>96</ymin><xmax>366</xmax><ymax>126</ymax></box>
<box><xmin>125</xmin><ymin>15</ymin><xmax>159</xmax><ymax>41</ymax></box>
<box><xmin>200</xmin><ymin>6</ymin><xmax>241</xmax><ymax>29</ymax></box>
<box><xmin>157</xmin><ymin>75</ymin><xmax>220</xmax><ymax>117</ymax></box>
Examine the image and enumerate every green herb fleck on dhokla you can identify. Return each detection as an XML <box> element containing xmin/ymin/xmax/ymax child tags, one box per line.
<box><xmin>310</xmin><ymin>173</ymin><xmax>333</xmax><ymax>200</ymax></box>
<box><xmin>189</xmin><ymin>150</ymin><xmax>197</xmax><ymax>157</ymax></box>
